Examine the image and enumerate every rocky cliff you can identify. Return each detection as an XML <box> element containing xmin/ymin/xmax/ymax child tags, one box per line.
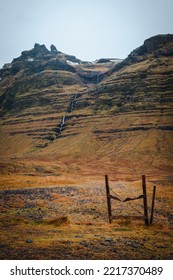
<box><xmin>0</xmin><ymin>34</ymin><xmax>173</xmax><ymax>185</ymax></box>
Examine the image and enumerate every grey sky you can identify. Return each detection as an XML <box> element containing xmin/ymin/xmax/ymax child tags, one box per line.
<box><xmin>0</xmin><ymin>0</ymin><xmax>173</xmax><ymax>67</ymax></box>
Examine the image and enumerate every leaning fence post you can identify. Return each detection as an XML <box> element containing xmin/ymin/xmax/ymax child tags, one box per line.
<box><xmin>150</xmin><ymin>185</ymin><xmax>156</xmax><ymax>225</ymax></box>
<box><xmin>142</xmin><ymin>175</ymin><xmax>149</xmax><ymax>225</ymax></box>
<box><xmin>105</xmin><ymin>175</ymin><xmax>112</xmax><ymax>223</ymax></box>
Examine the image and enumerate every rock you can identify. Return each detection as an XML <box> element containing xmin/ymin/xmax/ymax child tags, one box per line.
<box><xmin>21</xmin><ymin>43</ymin><xmax>49</xmax><ymax>59</ymax></box>
<box><xmin>144</xmin><ymin>34</ymin><xmax>173</xmax><ymax>52</ymax></box>
<box><xmin>50</xmin><ymin>44</ymin><xmax>57</xmax><ymax>52</ymax></box>
<box><xmin>97</xmin><ymin>58</ymin><xmax>111</xmax><ymax>63</ymax></box>
<box><xmin>26</xmin><ymin>239</ymin><xmax>33</xmax><ymax>243</ymax></box>
<box><xmin>105</xmin><ymin>238</ymin><xmax>113</xmax><ymax>242</ymax></box>
<box><xmin>114</xmin><ymin>34</ymin><xmax>173</xmax><ymax>71</ymax></box>
<box><xmin>34</xmin><ymin>43</ymin><xmax>40</xmax><ymax>48</ymax></box>
<box><xmin>79</xmin><ymin>241</ymin><xmax>88</xmax><ymax>247</ymax></box>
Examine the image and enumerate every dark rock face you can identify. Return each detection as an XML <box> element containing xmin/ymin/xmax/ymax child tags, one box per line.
<box><xmin>129</xmin><ymin>34</ymin><xmax>173</xmax><ymax>60</ymax></box>
<box><xmin>0</xmin><ymin>43</ymin><xmax>85</xmax><ymax>115</ymax></box>
<box><xmin>64</xmin><ymin>54</ymin><xmax>81</xmax><ymax>64</ymax></box>
<box><xmin>111</xmin><ymin>34</ymin><xmax>173</xmax><ymax>72</ymax></box>
<box><xmin>97</xmin><ymin>58</ymin><xmax>111</xmax><ymax>63</ymax></box>
<box><xmin>144</xmin><ymin>34</ymin><xmax>173</xmax><ymax>52</ymax></box>
<box><xmin>20</xmin><ymin>43</ymin><xmax>50</xmax><ymax>60</ymax></box>
<box><xmin>0</xmin><ymin>43</ymin><xmax>76</xmax><ymax>79</ymax></box>
<box><xmin>94</xmin><ymin>34</ymin><xmax>173</xmax><ymax>117</ymax></box>
<box><xmin>50</xmin><ymin>44</ymin><xmax>58</xmax><ymax>52</ymax></box>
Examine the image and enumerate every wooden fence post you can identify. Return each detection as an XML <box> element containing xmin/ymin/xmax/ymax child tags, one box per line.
<box><xmin>150</xmin><ymin>185</ymin><xmax>156</xmax><ymax>225</ymax></box>
<box><xmin>142</xmin><ymin>175</ymin><xmax>149</xmax><ymax>225</ymax></box>
<box><xmin>105</xmin><ymin>175</ymin><xmax>112</xmax><ymax>223</ymax></box>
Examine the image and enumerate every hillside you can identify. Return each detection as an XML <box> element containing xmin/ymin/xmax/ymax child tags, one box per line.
<box><xmin>0</xmin><ymin>34</ymin><xmax>173</xmax><ymax>187</ymax></box>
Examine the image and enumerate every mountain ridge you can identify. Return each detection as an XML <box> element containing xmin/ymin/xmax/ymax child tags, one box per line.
<box><xmin>0</xmin><ymin>34</ymin><xmax>173</xmax><ymax>186</ymax></box>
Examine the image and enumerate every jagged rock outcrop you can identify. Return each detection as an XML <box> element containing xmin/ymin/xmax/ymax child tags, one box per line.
<box><xmin>50</xmin><ymin>44</ymin><xmax>58</xmax><ymax>52</ymax></box>
<box><xmin>0</xmin><ymin>44</ymin><xmax>86</xmax><ymax>115</ymax></box>
<box><xmin>112</xmin><ymin>34</ymin><xmax>173</xmax><ymax>71</ymax></box>
<box><xmin>0</xmin><ymin>43</ymin><xmax>76</xmax><ymax>79</ymax></box>
<box><xmin>144</xmin><ymin>34</ymin><xmax>173</xmax><ymax>52</ymax></box>
<box><xmin>0</xmin><ymin>43</ymin><xmax>120</xmax><ymax>115</ymax></box>
<box><xmin>21</xmin><ymin>43</ymin><xmax>50</xmax><ymax>59</ymax></box>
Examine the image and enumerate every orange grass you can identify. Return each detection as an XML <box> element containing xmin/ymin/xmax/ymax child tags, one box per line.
<box><xmin>0</xmin><ymin>178</ymin><xmax>173</xmax><ymax>260</ymax></box>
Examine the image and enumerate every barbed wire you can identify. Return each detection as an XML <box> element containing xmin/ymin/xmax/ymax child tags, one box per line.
<box><xmin>109</xmin><ymin>186</ymin><xmax>144</xmax><ymax>215</ymax></box>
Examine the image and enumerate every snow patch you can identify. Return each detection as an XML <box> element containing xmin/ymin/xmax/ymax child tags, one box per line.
<box><xmin>27</xmin><ymin>58</ymin><xmax>34</xmax><ymax>62</ymax></box>
<box><xmin>67</xmin><ymin>60</ymin><xmax>79</xmax><ymax>65</ymax></box>
<box><xmin>110</xmin><ymin>59</ymin><xmax>123</xmax><ymax>63</ymax></box>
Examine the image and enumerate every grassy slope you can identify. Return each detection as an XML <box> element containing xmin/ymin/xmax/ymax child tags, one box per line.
<box><xmin>0</xmin><ymin>77</ymin><xmax>173</xmax><ymax>186</ymax></box>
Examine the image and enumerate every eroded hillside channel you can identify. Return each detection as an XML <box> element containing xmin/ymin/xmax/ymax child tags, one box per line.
<box><xmin>53</xmin><ymin>93</ymin><xmax>79</xmax><ymax>138</ymax></box>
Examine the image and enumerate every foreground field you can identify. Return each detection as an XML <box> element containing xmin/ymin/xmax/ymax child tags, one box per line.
<box><xmin>0</xmin><ymin>178</ymin><xmax>172</xmax><ymax>260</ymax></box>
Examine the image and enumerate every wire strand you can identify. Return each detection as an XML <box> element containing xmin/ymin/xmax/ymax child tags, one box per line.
<box><xmin>109</xmin><ymin>186</ymin><xmax>144</xmax><ymax>215</ymax></box>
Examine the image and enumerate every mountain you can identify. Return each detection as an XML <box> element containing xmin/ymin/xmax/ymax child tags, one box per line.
<box><xmin>0</xmin><ymin>34</ymin><xmax>173</xmax><ymax>187</ymax></box>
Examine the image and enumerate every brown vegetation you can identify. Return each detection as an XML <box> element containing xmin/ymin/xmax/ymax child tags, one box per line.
<box><xmin>0</xmin><ymin>179</ymin><xmax>172</xmax><ymax>259</ymax></box>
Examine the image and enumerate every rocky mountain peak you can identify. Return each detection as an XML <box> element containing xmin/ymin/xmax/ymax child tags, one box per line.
<box><xmin>0</xmin><ymin>43</ymin><xmax>77</xmax><ymax>78</ymax></box>
<box><xmin>144</xmin><ymin>34</ymin><xmax>173</xmax><ymax>52</ymax></box>
<box><xmin>50</xmin><ymin>44</ymin><xmax>58</xmax><ymax>52</ymax></box>
<box><xmin>21</xmin><ymin>43</ymin><xmax>50</xmax><ymax>59</ymax></box>
<box><xmin>111</xmin><ymin>34</ymin><xmax>173</xmax><ymax>73</ymax></box>
<box><xmin>129</xmin><ymin>34</ymin><xmax>173</xmax><ymax>58</ymax></box>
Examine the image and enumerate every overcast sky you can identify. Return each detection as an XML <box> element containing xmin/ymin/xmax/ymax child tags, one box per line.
<box><xmin>0</xmin><ymin>0</ymin><xmax>173</xmax><ymax>67</ymax></box>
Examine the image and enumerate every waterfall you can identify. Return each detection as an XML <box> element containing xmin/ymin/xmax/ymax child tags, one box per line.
<box><xmin>62</xmin><ymin>116</ymin><xmax>65</xmax><ymax>125</ymax></box>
